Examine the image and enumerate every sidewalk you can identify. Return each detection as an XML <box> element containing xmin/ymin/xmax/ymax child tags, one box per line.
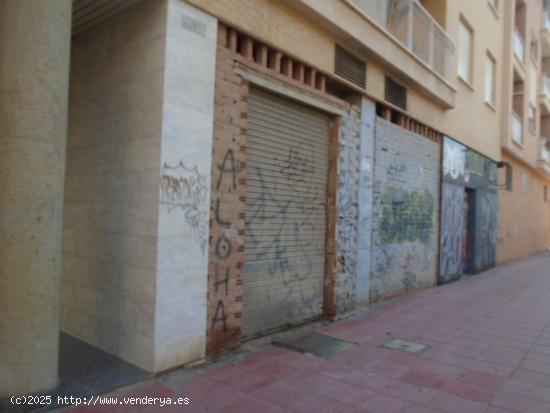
<box><xmin>67</xmin><ymin>252</ymin><xmax>550</xmax><ymax>413</ymax></box>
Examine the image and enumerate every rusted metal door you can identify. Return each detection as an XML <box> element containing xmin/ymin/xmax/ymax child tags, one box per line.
<box><xmin>242</xmin><ymin>88</ymin><xmax>330</xmax><ymax>337</ymax></box>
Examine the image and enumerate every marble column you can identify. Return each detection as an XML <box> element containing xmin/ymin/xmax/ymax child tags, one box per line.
<box><xmin>0</xmin><ymin>0</ymin><xmax>72</xmax><ymax>396</ymax></box>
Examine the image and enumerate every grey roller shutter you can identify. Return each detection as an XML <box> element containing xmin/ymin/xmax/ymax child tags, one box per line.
<box><xmin>243</xmin><ymin>88</ymin><xmax>331</xmax><ymax>337</ymax></box>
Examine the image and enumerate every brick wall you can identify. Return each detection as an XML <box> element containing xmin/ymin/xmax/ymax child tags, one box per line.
<box><xmin>206</xmin><ymin>25</ymin><xmax>248</xmax><ymax>356</ymax></box>
<box><xmin>370</xmin><ymin>118</ymin><xmax>440</xmax><ymax>301</ymax></box>
<box><xmin>498</xmin><ymin>155</ymin><xmax>550</xmax><ymax>264</ymax></box>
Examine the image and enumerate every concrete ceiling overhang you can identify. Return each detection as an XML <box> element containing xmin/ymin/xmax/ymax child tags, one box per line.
<box><xmin>72</xmin><ymin>0</ymin><xmax>143</xmax><ymax>36</ymax></box>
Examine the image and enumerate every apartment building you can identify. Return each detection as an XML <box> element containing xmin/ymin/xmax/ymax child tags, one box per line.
<box><xmin>0</xmin><ymin>0</ymin><xmax>547</xmax><ymax>398</ymax></box>
<box><xmin>498</xmin><ymin>0</ymin><xmax>550</xmax><ymax>263</ymax></box>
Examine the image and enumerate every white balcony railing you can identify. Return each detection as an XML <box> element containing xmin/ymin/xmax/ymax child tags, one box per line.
<box><xmin>542</xmin><ymin>74</ymin><xmax>550</xmax><ymax>97</ymax></box>
<box><xmin>514</xmin><ymin>28</ymin><xmax>525</xmax><ymax>62</ymax></box>
<box><xmin>512</xmin><ymin>111</ymin><xmax>523</xmax><ymax>145</ymax></box>
<box><xmin>348</xmin><ymin>0</ymin><xmax>455</xmax><ymax>82</ymax></box>
<box><xmin>540</xmin><ymin>139</ymin><xmax>550</xmax><ymax>163</ymax></box>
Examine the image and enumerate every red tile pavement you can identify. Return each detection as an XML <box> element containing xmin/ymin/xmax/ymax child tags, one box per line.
<box><xmin>61</xmin><ymin>253</ymin><xmax>550</xmax><ymax>412</ymax></box>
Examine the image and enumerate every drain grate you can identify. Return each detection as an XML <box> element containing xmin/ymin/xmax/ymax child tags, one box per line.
<box><xmin>382</xmin><ymin>338</ymin><xmax>427</xmax><ymax>354</ymax></box>
<box><xmin>273</xmin><ymin>331</ymin><xmax>356</xmax><ymax>359</ymax></box>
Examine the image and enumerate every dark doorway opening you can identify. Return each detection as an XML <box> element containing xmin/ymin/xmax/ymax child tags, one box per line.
<box><xmin>463</xmin><ymin>188</ymin><xmax>476</xmax><ymax>274</ymax></box>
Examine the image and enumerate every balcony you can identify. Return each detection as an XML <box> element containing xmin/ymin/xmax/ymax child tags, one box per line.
<box><xmin>540</xmin><ymin>74</ymin><xmax>550</xmax><ymax>115</ymax></box>
<box><xmin>538</xmin><ymin>138</ymin><xmax>550</xmax><ymax>175</ymax></box>
<box><xmin>278</xmin><ymin>0</ymin><xmax>456</xmax><ymax>108</ymax></box>
<box><xmin>512</xmin><ymin>111</ymin><xmax>523</xmax><ymax>145</ymax></box>
<box><xmin>514</xmin><ymin>28</ymin><xmax>525</xmax><ymax>64</ymax></box>
<box><xmin>347</xmin><ymin>0</ymin><xmax>454</xmax><ymax>82</ymax></box>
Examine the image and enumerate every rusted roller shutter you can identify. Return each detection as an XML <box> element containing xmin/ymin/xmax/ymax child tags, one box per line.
<box><xmin>242</xmin><ymin>87</ymin><xmax>331</xmax><ymax>337</ymax></box>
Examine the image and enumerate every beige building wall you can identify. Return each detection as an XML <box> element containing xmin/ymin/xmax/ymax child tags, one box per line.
<box><xmin>187</xmin><ymin>0</ymin><xmax>503</xmax><ymax>161</ymax></box>
<box><xmin>498</xmin><ymin>155</ymin><xmax>550</xmax><ymax>263</ymax></box>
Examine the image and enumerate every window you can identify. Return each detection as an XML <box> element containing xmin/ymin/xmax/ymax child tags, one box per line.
<box><xmin>545</xmin><ymin>185</ymin><xmax>548</xmax><ymax>202</ymax></box>
<box><xmin>485</xmin><ymin>54</ymin><xmax>496</xmax><ymax>105</ymax></box>
<box><xmin>522</xmin><ymin>173</ymin><xmax>529</xmax><ymax>196</ymax></box>
<box><xmin>458</xmin><ymin>19</ymin><xmax>473</xmax><ymax>83</ymax></box>
<box><xmin>531</xmin><ymin>39</ymin><xmax>538</xmax><ymax>62</ymax></box>
<box><xmin>512</xmin><ymin>110</ymin><xmax>523</xmax><ymax>144</ymax></box>
<box><xmin>528</xmin><ymin>104</ymin><xmax>536</xmax><ymax>131</ymax></box>
<box><xmin>505</xmin><ymin>163</ymin><xmax>513</xmax><ymax>191</ymax></box>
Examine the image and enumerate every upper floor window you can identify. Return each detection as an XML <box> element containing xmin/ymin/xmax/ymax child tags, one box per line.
<box><xmin>485</xmin><ymin>53</ymin><xmax>496</xmax><ymax>105</ymax></box>
<box><xmin>531</xmin><ymin>39</ymin><xmax>538</xmax><ymax>62</ymax></box>
<box><xmin>458</xmin><ymin>19</ymin><xmax>473</xmax><ymax>84</ymax></box>
<box><xmin>534</xmin><ymin>181</ymin><xmax>540</xmax><ymax>200</ymax></box>
<box><xmin>528</xmin><ymin>104</ymin><xmax>537</xmax><ymax>131</ymax></box>
<box><xmin>522</xmin><ymin>173</ymin><xmax>529</xmax><ymax>196</ymax></box>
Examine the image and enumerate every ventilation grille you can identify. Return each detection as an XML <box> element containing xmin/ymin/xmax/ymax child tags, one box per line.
<box><xmin>385</xmin><ymin>77</ymin><xmax>407</xmax><ymax>110</ymax></box>
<box><xmin>334</xmin><ymin>45</ymin><xmax>366</xmax><ymax>88</ymax></box>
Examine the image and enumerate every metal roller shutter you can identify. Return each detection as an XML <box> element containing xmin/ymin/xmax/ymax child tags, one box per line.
<box><xmin>243</xmin><ymin>88</ymin><xmax>331</xmax><ymax>337</ymax></box>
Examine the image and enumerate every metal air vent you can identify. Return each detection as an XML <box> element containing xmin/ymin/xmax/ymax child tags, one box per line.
<box><xmin>334</xmin><ymin>45</ymin><xmax>366</xmax><ymax>88</ymax></box>
<box><xmin>385</xmin><ymin>77</ymin><xmax>407</xmax><ymax>110</ymax></box>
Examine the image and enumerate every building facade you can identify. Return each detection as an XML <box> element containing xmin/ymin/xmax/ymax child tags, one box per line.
<box><xmin>497</xmin><ymin>0</ymin><xmax>550</xmax><ymax>264</ymax></box>
<box><xmin>0</xmin><ymin>0</ymin><xmax>548</xmax><ymax>397</ymax></box>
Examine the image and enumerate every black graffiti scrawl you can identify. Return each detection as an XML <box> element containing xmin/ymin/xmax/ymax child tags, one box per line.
<box><xmin>241</xmin><ymin>87</ymin><xmax>331</xmax><ymax>336</ymax></box>
<box><xmin>245</xmin><ymin>141</ymin><xmax>325</xmax><ymax>315</ymax></box>
<box><xmin>210</xmin><ymin>148</ymin><xmax>238</xmax><ymax>336</ymax></box>
<box><xmin>160</xmin><ymin>161</ymin><xmax>209</xmax><ymax>253</ymax></box>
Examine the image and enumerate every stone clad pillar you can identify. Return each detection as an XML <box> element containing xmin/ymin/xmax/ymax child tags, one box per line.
<box><xmin>0</xmin><ymin>0</ymin><xmax>72</xmax><ymax>396</ymax></box>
